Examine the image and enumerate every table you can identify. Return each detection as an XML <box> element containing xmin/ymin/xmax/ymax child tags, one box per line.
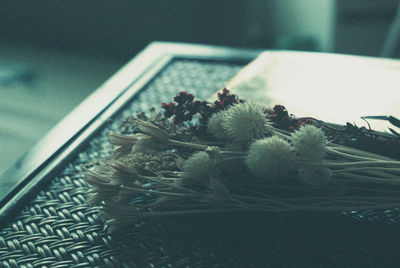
<box><xmin>0</xmin><ymin>41</ymin><xmax>123</xmax><ymax>177</ymax></box>
<box><xmin>1</xmin><ymin>42</ymin><xmax>399</xmax><ymax>267</ymax></box>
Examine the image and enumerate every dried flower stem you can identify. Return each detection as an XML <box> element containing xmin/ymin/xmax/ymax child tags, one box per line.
<box><xmin>324</xmin><ymin>160</ymin><xmax>400</xmax><ymax>168</ymax></box>
<box><xmin>168</xmin><ymin>139</ymin><xmax>209</xmax><ymax>150</ymax></box>
<box><xmin>334</xmin><ymin>172</ymin><xmax>400</xmax><ymax>185</ymax></box>
<box><xmin>329</xmin><ymin>143</ymin><xmax>393</xmax><ymax>161</ymax></box>
<box><xmin>326</xmin><ymin>147</ymin><xmax>383</xmax><ymax>161</ymax></box>
<box><xmin>122</xmin><ymin>186</ymin><xmax>198</xmax><ymax>198</ymax></box>
<box><xmin>138</xmin><ymin>208</ymin><xmax>269</xmax><ymax>217</ymax></box>
<box><xmin>332</xmin><ymin>167</ymin><xmax>400</xmax><ymax>176</ymax></box>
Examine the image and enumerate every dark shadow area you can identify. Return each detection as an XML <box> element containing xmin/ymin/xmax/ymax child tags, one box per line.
<box><xmin>109</xmin><ymin>211</ymin><xmax>400</xmax><ymax>267</ymax></box>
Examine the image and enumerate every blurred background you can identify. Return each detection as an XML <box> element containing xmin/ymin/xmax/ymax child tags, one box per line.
<box><xmin>1</xmin><ymin>0</ymin><xmax>400</xmax><ymax>174</ymax></box>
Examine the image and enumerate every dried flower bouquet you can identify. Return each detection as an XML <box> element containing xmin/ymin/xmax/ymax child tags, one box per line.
<box><xmin>86</xmin><ymin>89</ymin><xmax>400</xmax><ymax>229</ymax></box>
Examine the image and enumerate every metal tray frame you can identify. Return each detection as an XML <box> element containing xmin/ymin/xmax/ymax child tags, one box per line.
<box><xmin>0</xmin><ymin>42</ymin><xmax>260</xmax><ymax>226</ymax></box>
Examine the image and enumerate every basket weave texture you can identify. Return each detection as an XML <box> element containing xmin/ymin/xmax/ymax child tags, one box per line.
<box><xmin>1</xmin><ymin>59</ymin><xmax>400</xmax><ymax>267</ymax></box>
<box><xmin>0</xmin><ymin>59</ymin><xmax>243</xmax><ymax>267</ymax></box>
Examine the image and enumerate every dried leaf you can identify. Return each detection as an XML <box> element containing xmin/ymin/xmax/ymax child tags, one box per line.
<box><xmin>111</xmin><ymin>161</ymin><xmax>138</xmax><ymax>175</ymax></box>
<box><xmin>113</xmin><ymin>146</ymin><xmax>132</xmax><ymax>159</ymax></box>
<box><xmin>135</xmin><ymin>119</ymin><xmax>169</xmax><ymax>140</ymax></box>
<box><xmin>109</xmin><ymin>131</ymin><xmax>138</xmax><ymax>146</ymax></box>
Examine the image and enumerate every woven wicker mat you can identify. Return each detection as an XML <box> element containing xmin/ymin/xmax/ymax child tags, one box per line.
<box><xmin>1</xmin><ymin>59</ymin><xmax>400</xmax><ymax>268</ymax></box>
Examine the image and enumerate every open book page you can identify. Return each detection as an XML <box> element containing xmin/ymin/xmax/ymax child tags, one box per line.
<box><xmin>218</xmin><ymin>51</ymin><xmax>400</xmax><ymax>132</ymax></box>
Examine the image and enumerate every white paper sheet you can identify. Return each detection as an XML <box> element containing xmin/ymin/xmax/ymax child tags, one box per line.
<box><xmin>222</xmin><ymin>51</ymin><xmax>400</xmax><ymax>132</ymax></box>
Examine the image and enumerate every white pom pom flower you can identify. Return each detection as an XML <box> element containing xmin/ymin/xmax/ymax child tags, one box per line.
<box><xmin>245</xmin><ymin>136</ymin><xmax>296</xmax><ymax>181</ymax></box>
<box><xmin>291</xmin><ymin>125</ymin><xmax>327</xmax><ymax>161</ymax></box>
<box><xmin>298</xmin><ymin>166</ymin><xmax>332</xmax><ymax>187</ymax></box>
<box><xmin>207</xmin><ymin>110</ymin><xmax>230</xmax><ymax>140</ymax></box>
<box><xmin>183</xmin><ymin>151</ymin><xmax>215</xmax><ymax>181</ymax></box>
<box><xmin>222</xmin><ymin>102</ymin><xmax>272</xmax><ymax>143</ymax></box>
